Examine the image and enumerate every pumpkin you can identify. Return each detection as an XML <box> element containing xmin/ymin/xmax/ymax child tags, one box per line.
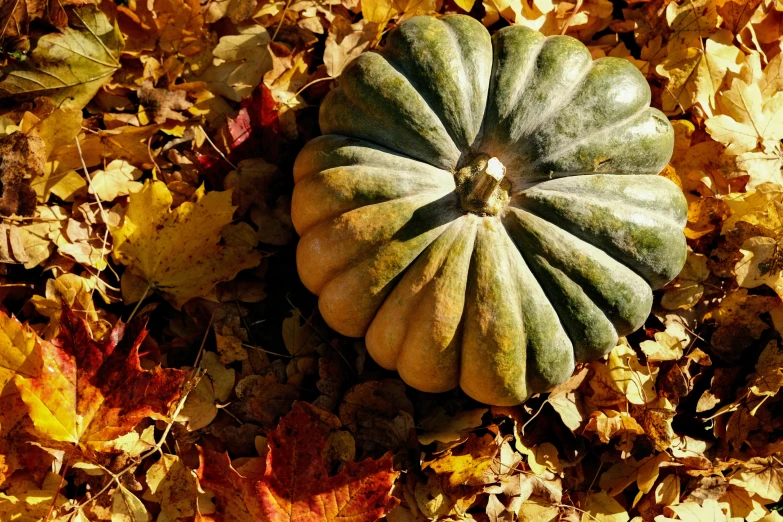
<box><xmin>292</xmin><ymin>14</ymin><xmax>687</xmax><ymax>406</ymax></box>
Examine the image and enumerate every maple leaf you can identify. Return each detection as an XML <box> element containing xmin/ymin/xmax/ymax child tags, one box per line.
<box><xmin>117</xmin><ymin>0</ymin><xmax>206</xmax><ymax>57</ymax></box>
<box><xmin>0</xmin><ymin>6</ymin><xmax>123</xmax><ymax>111</ymax></box>
<box><xmin>259</xmin><ymin>403</ymin><xmax>399</xmax><ymax>520</ymax></box>
<box><xmin>664</xmin><ymin>498</ymin><xmax>728</xmax><ymax>521</ymax></box>
<box><xmin>324</xmin><ymin>16</ymin><xmax>377</xmax><ymax>78</ymax></box>
<box><xmin>14</xmin><ymin>308</ymin><xmax>186</xmax><ymax>453</ymax></box>
<box><xmin>656</xmin><ymin>30</ymin><xmax>743</xmax><ymax>116</ymax></box>
<box><xmin>705</xmin><ymin>78</ymin><xmax>783</xmax><ymax>188</ymax></box>
<box><xmin>748</xmin><ymin>339</ymin><xmax>783</xmax><ymax>397</ymax></box>
<box><xmin>88</xmin><ymin>159</ymin><xmax>143</xmax><ymax>202</ymax></box>
<box><xmin>199</xmin><ymin>402</ymin><xmax>399</xmax><ymax>522</ymax></box>
<box><xmin>111</xmin><ymin>180</ymin><xmax>261</xmax><ymax>309</ymax></box>
<box><xmin>198</xmin><ymin>24</ymin><xmax>273</xmax><ymax>102</ymax></box>
<box><xmin>661</xmin><ymin>252</ymin><xmax>710</xmax><ymax>310</ymax></box>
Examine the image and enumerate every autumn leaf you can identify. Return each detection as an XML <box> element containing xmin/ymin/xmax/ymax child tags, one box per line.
<box><xmin>705</xmin><ymin>77</ymin><xmax>783</xmax><ymax>188</ymax></box>
<box><xmin>199</xmin><ymin>24</ymin><xmax>273</xmax><ymax>101</ymax></box>
<box><xmin>111</xmin><ymin>180</ymin><xmax>261</xmax><ymax>309</ymax></box>
<box><xmin>0</xmin><ymin>6</ymin><xmax>123</xmax><ymax>110</ymax></box>
<box><xmin>661</xmin><ymin>252</ymin><xmax>710</xmax><ymax>310</ymax></box>
<box><xmin>14</xmin><ymin>308</ymin><xmax>186</xmax><ymax>453</ymax></box>
<box><xmin>582</xmin><ymin>491</ymin><xmax>629</xmax><ymax>522</ymax></box>
<box><xmin>656</xmin><ymin>30</ymin><xmax>743</xmax><ymax>116</ymax></box>
<box><xmin>87</xmin><ymin>159</ymin><xmax>143</xmax><ymax>203</ymax></box>
<box><xmin>200</xmin><ymin>402</ymin><xmax>399</xmax><ymax>522</ymax></box>
<box><xmin>418</xmin><ymin>408</ymin><xmax>488</xmax><ymax>445</ymax></box>
<box><xmin>324</xmin><ymin>16</ymin><xmax>377</xmax><ymax>78</ymax></box>
<box><xmin>665</xmin><ymin>499</ymin><xmax>728</xmax><ymax>521</ymax></box>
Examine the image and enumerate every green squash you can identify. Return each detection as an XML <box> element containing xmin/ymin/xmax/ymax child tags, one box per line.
<box><xmin>292</xmin><ymin>14</ymin><xmax>687</xmax><ymax>405</ymax></box>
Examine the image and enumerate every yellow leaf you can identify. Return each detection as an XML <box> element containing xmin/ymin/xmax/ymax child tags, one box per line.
<box><xmin>735</xmin><ymin>236</ymin><xmax>783</xmax><ymax>298</ymax></box>
<box><xmin>582</xmin><ymin>491</ymin><xmax>629</xmax><ymax>522</ymax></box>
<box><xmin>361</xmin><ymin>0</ymin><xmax>398</xmax><ymax>24</ymax></box>
<box><xmin>17</xmin><ymin>205</ymin><xmax>68</xmax><ymax>269</ymax></box>
<box><xmin>111</xmin><ymin>484</ymin><xmax>150</xmax><ymax>522</ymax></box>
<box><xmin>599</xmin><ymin>453</ymin><xmax>670</xmax><ymax>497</ymax></box>
<box><xmin>516</xmin><ymin>441</ymin><xmax>561</xmax><ymax>475</ymax></box>
<box><xmin>585</xmin><ymin>409</ymin><xmax>644</xmax><ymax>444</ymax></box>
<box><xmin>661</xmin><ymin>252</ymin><xmax>710</xmax><ymax>310</ymax></box>
<box><xmin>29</xmin><ymin>273</ymin><xmax>107</xmax><ymax>341</ymax></box>
<box><xmin>198</xmin><ymin>24</ymin><xmax>272</xmax><ymax>102</ymax></box>
<box><xmin>30</xmin><ymin>166</ymin><xmax>88</xmax><ymax>203</ymax></box>
<box><xmin>721</xmin><ymin>182</ymin><xmax>783</xmax><ymax>234</ymax></box>
<box><xmin>666</xmin><ymin>499</ymin><xmax>727</xmax><ymax>522</ymax></box>
<box><xmin>146</xmin><ymin>454</ymin><xmax>199</xmax><ymax>520</ymax></box>
<box><xmin>88</xmin><ymin>159</ymin><xmax>143</xmax><ymax>202</ymax></box>
<box><xmin>0</xmin><ymin>472</ymin><xmax>68</xmax><ymax>520</ymax></box>
<box><xmin>729</xmin><ymin>456</ymin><xmax>783</xmax><ymax>503</ymax></box>
<box><xmin>666</xmin><ymin>0</ymin><xmax>720</xmax><ymax>39</ymax></box>
<box><xmin>26</xmin><ymin>108</ymin><xmax>83</xmax><ymax>159</ymax></box>
<box><xmin>656</xmin><ymin>30</ymin><xmax>743</xmax><ymax>116</ymax></box>
<box><xmin>748</xmin><ymin>339</ymin><xmax>783</xmax><ymax>397</ymax></box>
<box><xmin>0</xmin><ymin>312</ymin><xmax>43</xmax><ymax>394</ymax></box>
<box><xmin>640</xmin><ymin>332</ymin><xmax>684</xmax><ymax>362</ymax></box>
<box><xmin>706</xmin><ymin>79</ymin><xmax>783</xmax><ymax>155</ymax></box>
<box><xmin>655</xmin><ymin>474</ymin><xmax>681</xmax><ymax>506</ymax></box>
<box><xmin>608</xmin><ymin>341</ymin><xmax>658</xmax><ymax>405</ymax></box>
<box><xmin>111</xmin><ymin>180</ymin><xmax>261</xmax><ymax>309</ymax></box>
<box><xmin>718</xmin><ymin>484</ymin><xmax>768</xmax><ymax>522</ymax></box>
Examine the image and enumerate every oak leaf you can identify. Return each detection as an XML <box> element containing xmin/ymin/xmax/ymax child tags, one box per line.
<box><xmin>111</xmin><ymin>180</ymin><xmax>261</xmax><ymax>309</ymax></box>
<box><xmin>0</xmin><ymin>6</ymin><xmax>123</xmax><ymax>110</ymax></box>
<box><xmin>14</xmin><ymin>308</ymin><xmax>186</xmax><ymax>453</ymax></box>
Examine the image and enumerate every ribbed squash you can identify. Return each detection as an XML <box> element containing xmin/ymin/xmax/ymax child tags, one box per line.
<box><xmin>292</xmin><ymin>14</ymin><xmax>687</xmax><ymax>406</ymax></box>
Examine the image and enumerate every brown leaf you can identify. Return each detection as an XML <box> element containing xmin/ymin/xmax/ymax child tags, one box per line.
<box><xmin>0</xmin><ymin>132</ymin><xmax>42</xmax><ymax>217</ymax></box>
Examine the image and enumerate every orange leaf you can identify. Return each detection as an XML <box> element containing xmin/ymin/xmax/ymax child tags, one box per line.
<box><xmin>14</xmin><ymin>308</ymin><xmax>186</xmax><ymax>453</ymax></box>
<box><xmin>199</xmin><ymin>402</ymin><xmax>399</xmax><ymax>522</ymax></box>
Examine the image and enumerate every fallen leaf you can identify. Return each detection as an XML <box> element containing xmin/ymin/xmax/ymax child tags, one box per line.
<box><xmin>0</xmin><ymin>132</ymin><xmax>43</xmax><ymax>217</ymax></box>
<box><xmin>111</xmin><ymin>180</ymin><xmax>261</xmax><ymax>309</ymax></box>
<box><xmin>145</xmin><ymin>453</ymin><xmax>199</xmax><ymax>520</ymax></box>
<box><xmin>254</xmin><ymin>402</ymin><xmax>399</xmax><ymax>521</ymax></box>
<box><xmin>324</xmin><ymin>16</ymin><xmax>377</xmax><ymax>78</ymax></box>
<box><xmin>583</xmin><ymin>491</ymin><xmax>629</xmax><ymax>522</ymax></box>
<box><xmin>0</xmin><ymin>6</ymin><xmax>123</xmax><ymax>110</ymax></box>
<box><xmin>418</xmin><ymin>408</ymin><xmax>488</xmax><ymax>445</ymax></box>
<box><xmin>14</xmin><ymin>308</ymin><xmax>186</xmax><ymax>453</ymax></box>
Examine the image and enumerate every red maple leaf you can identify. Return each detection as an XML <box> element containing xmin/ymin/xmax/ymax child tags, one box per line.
<box><xmin>198</xmin><ymin>402</ymin><xmax>399</xmax><ymax>522</ymax></box>
<box><xmin>15</xmin><ymin>308</ymin><xmax>187</xmax><ymax>454</ymax></box>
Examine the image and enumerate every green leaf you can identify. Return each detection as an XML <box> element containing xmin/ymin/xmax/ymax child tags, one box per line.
<box><xmin>0</xmin><ymin>6</ymin><xmax>123</xmax><ymax>110</ymax></box>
